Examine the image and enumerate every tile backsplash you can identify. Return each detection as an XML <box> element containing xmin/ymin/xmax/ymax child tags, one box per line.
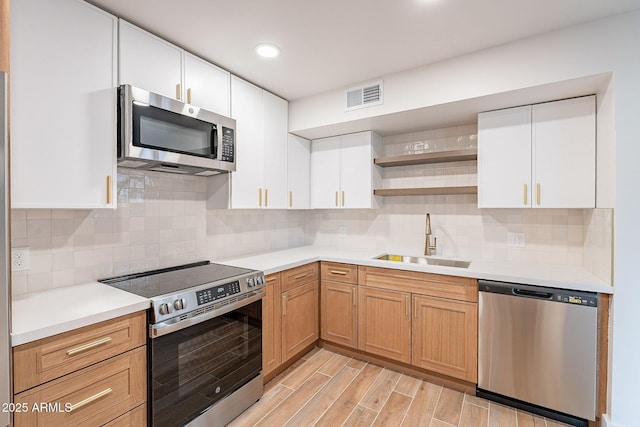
<box><xmin>11</xmin><ymin>124</ymin><xmax>613</xmax><ymax>295</ymax></box>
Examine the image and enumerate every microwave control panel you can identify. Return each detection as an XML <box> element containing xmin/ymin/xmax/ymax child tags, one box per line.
<box><xmin>220</xmin><ymin>127</ymin><xmax>235</xmax><ymax>162</ymax></box>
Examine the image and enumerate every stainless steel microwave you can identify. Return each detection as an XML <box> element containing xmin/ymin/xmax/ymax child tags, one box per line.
<box><xmin>118</xmin><ymin>84</ymin><xmax>236</xmax><ymax>176</ymax></box>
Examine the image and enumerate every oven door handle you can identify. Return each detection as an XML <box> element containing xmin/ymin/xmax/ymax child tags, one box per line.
<box><xmin>149</xmin><ymin>290</ymin><xmax>265</xmax><ymax>339</ymax></box>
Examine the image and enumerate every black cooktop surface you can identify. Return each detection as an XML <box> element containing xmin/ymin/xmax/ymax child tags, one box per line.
<box><xmin>99</xmin><ymin>261</ymin><xmax>256</xmax><ymax>298</ymax></box>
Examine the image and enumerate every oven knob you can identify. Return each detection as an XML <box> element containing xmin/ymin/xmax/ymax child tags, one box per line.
<box><xmin>158</xmin><ymin>303</ymin><xmax>172</xmax><ymax>316</ymax></box>
<box><xmin>247</xmin><ymin>278</ymin><xmax>255</xmax><ymax>287</ymax></box>
<box><xmin>174</xmin><ymin>298</ymin><xmax>187</xmax><ymax>311</ymax></box>
<box><xmin>256</xmin><ymin>276</ymin><xmax>264</xmax><ymax>285</ymax></box>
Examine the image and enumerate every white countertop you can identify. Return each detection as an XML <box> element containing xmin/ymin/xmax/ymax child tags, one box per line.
<box><xmin>11</xmin><ymin>282</ymin><xmax>150</xmax><ymax>346</ymax></box>
<box><xmin>217</xmin><ymin>245</ymin><xmax>613</xmax><ymax>294</ymax></box>
<box><xmin>11</xmin><ymin>245</ymin><xmax>611</xmax><ymax>347</ymax></box>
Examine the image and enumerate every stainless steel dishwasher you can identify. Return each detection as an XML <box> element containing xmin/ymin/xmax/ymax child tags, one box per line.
<box><xmin>477</xmin><ymin>280</ymin><xmax>598</xmax><ymax>426</ymax></box>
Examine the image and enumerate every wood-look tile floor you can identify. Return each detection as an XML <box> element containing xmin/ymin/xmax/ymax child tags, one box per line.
<box><xmin>229</xmin><ymin>347</ymin><xmax>572</xmax><ymax>427</ymax></box>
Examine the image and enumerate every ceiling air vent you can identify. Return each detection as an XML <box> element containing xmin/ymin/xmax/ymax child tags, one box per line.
<box><xmin>345</xmin><ymin>80</ymin><xmax>383</xmax><ymax>111</ymax></box>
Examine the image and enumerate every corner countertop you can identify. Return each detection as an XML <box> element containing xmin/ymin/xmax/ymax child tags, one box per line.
<box><xmin>11</xmin><ymin>282</ymin><xmax>150</xmax><ymax>347</ymax></box>
<box><xmin>216</xmin><ymin>245</ymin><xmax>613</xmax><ymax>294</ymax></box>
<box><xmin>11</xmin><ymin>245</ymin><xmax>611</xmax><ymax>347</ymax></box>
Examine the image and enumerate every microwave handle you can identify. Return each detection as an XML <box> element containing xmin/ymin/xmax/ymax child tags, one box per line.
<box><xmin>212</xmin><ymin>125</ymin><xmax>218</xmax><ymax>159</ymax></box>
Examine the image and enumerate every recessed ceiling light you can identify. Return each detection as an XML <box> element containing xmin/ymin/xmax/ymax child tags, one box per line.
<box><xmin>256</xmin><ymin>43</ymin><xmax>280</xmax><ymax>58</ymax></box>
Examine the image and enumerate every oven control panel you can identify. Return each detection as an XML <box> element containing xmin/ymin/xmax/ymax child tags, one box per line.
<box><xmin>151</xmin><ymin>271</ymin><xmax>266</xmax><ymax>323</ymax></box>
<box><xmin>197</xmin><ymin>280</ymin><xmax>241</xmax><ymax>305</ymax></box>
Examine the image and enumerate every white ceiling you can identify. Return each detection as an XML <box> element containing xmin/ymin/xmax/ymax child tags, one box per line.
<box><xmin>89</xmin><ymin>0</ymin><xmax>640</xmax><ymax>102</ymax></box>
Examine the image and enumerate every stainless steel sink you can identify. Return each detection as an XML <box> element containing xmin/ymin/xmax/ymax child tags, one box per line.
<box><xmin>376</xmin><ymin>254</ymin><xmax>471</xmax><ymax>268</ymax></box>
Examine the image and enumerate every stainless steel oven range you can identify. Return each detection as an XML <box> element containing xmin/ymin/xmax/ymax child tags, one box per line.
<box><xmin>100</xmin><ymin>261</ymin><xmax>265</xmax><ymax>427</ymax></box>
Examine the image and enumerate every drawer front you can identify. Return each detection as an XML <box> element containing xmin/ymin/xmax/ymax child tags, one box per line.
<box><xmin>321</xmin><ymin>262</ymin><xmax>357</xmax><ymax>284</ymax></box>
<box><xmin>14</xmin><ymin>347</ymin><xmax>146</xmax><ymax>426</ymax></box>
<box><xmin>103</xmin><ymin>404</ymin><xmax>146</xmax><ymax>427</ymax></box>
<box><xmin>13</xmin><ymin>311</ymin><xmax>146</xmax><ymax>393</ymax></box>
<box><xmin>358</xmin><ymin>266</ymin><xmax>477</xmax><ymax>302</ymax></box>
<box><xmin>281</xmin><ymin>262</ymin><xmax>319</xmax><ymax>292</ymax></box>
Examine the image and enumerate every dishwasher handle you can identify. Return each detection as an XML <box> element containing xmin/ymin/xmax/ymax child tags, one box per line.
<box><xmin>478</xmin><ymin>280</ymin><xmax>598</xmax><ymax>308</ymax></box>
<box><xmin>512</xmin><ymin>288</ymin><xmax>553</xmax><ymax>300</ymax></box>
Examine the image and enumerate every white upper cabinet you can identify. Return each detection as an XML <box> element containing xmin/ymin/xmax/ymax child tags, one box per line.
<box><xmin>311</xmin><ymin>136</ymin><xmax>341</xmax><ymax>209</ymax></box>
<box><xmin>532</xmin><ymin>97</ymin><xmax>595</xmax><ymax>208</ymax></box>
<box><xmin>227</xmin><ymin>76</ymin><xmax>288</xmax><ymax>209</ymax></box>
<box><xmin>262</xmin><ymin>91</ymin><xmax>288</xmax><ymax>209</ymax></box>
<box><xmin>287</xmin><ymin>135</ymin><xmax>311</xmax><ymax>209</ymax></box>
<box><xmin>183</xmin><ymin>53</ymin><xmax>230</xmax><ymax>116</ymax></box>
<box><xmin>118</xmin><ymin>20</ymin><xmax>182</xmax><ymax>100</ymax></box>
<box><xmin>119</xmin><ymin>21</ymin><xmax>230</xmax><ymax>116</ymax></box>
<box><xmin>478</xmin><ymin>106</ymin><xmax>532</xmax><ymax>208</ymax></box>
<box><xmin>311</xmin><ymin>131</ymin><xmax>382</xmax><ymax>209</ymax></box>
<box><xmin>478</xmin><ymin>96</ymin><xmax>595</xmax><ymax>209</ymax></box>
<box><xmin>10</xmin><ymin>0</ymin><xmax>117</xmax><ymax>209</ymax></box>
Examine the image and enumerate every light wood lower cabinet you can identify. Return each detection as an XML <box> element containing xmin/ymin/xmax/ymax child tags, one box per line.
<box><xmin>357</xmin><ymin>286</ymin><xmax>411</xmax><ymax>364</ymax></box>
<box><xmin>412</xmin><ymin>295</ymin><xmax>478</xmax><ymax>382</ymax></box>
<box><xmin>282</xmin><ymin>280</ymin><xmax>319</xmax><ymax>362</ymax></box>
<box><xmin>103</xmin><ymin>404</ymin><xmax>146</xmax><ymax>427</ymax></box>
<box><xmin>13</xmin><ymin>347</ymin><xmax>146</xmax><ymax>426</ymax></box>
<box><xmin>13</xmin><ymin>312</ymin><xmax>146</xmax><ymax>394</ymax></box>
<box><xmin>12</xmin><ymin>311</ymin><xmax>147</xmax><ymax>426</ymax></box>
<box><xmin>262</xmin><ymin>273</ymin><xmax>282</xmax><ymax>377</ymax></box>
<box><xmin>357</xmin><ymin>266</ymin><xmax>478</xmax><ymax>382</ymax></box>
<box><xmin>321</xmin><ymin>281</ymin><xmax>357</xmax><ymax>348</ymax></box>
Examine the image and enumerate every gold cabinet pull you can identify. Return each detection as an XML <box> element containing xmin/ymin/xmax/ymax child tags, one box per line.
<box><xmin>176</xmin><ymin>83</ymin><xmax>181</xmax><ymax>100</ymax></box>
<box><xmin>266</xmin><ymin>277</ymin><xmax>277</xmax><ymax>283</ymax></box>
<box><xmin>405</xmin><ymin>295</ymin><xmax>410</xmax><ymax>317</ymax></box>
<box><xmin>414</xmin><ymin>297</ymin><xmax>417</xmax><ymax>318</ymax></box>
<box><xmin>187</xmin><ymin>87</ymin><xmax>192</xmax><ymax>104</ymax></box>
<box><xmin>106</xmin><ymin>176</ymin><xmax>112</xmax><ymax>204</ymax></box>
<box><xmin>66</xmin><ymin>337</ymin><xmax>112</xmax><ymax>356</ymax></box>
<box><xmin>536</xmin><ymin>183</ymin><xmax>541</xmax><ymax>205</ymax></box>
<box><xmin>330</xmin><ymin>270</ymin><xmax>347</xmax><ymax>276</ymax></box>
<box><xmin>353</xmin><ymin>288</ymin><xmax>357</xmax><ymax>306</ymax></box>
<box><xmin>342</xmin><ymin>191</ymin><xmax>345</xmax><ymax>207</ymax></box>
<box><xmin>294</xmin><ymin>273</ymin><xmax>308</xmax><ymax>280</ymax></box>
<box><xmin>523</xmin><ymin>183</ymin><xmax>527</xmax><ymax>205</ymax></box>
<box><xmin>282</xmin><ymin>295</ymin><xmax>287</xmax><ymax>316</ymax></box>
<box><xmin>265</xmin><ymin>188</ymin><xmax>268</xmax><ymax>207</ymax></box>
<box><xmin>69</xmin><ymin>388</ymin><xmax>112</xmax><ymax>412</ymax></box>
<box><xmin>335</xmin><ymin>191</ymin><xmax>338</xmax><ymax>207</ymax></box>
<box><xmin>258</xmin><ymin>188</ymin><xmax>262</xmax><ymax>207</ymax></box>
<box><xmin>289</xmin><ymin>191</ymin><xmax>293</xmax><ymax>208</ymax></box>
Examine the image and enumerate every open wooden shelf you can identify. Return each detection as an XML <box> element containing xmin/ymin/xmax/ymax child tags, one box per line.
<box><xmin>374</xmin><ymin>148</ymin><xmax>477</xmax><ymax>167</ymax></box>
<box><xmin>373</xmin><ymin>186</ymin><xmax>478</xmax><ymax>196</ymax></box>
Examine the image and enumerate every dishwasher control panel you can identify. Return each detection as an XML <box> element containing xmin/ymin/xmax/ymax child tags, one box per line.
<box><xmin>561</xmin><ymin>294</ymin><xmax>597</xmax><ymax>306</ymax></box>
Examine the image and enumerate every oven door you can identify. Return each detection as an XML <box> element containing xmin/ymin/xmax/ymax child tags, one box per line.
<box><xmin>149</xmin><ymin>297</ymin><xmax>262</xmax><ymax>427</ymax></box>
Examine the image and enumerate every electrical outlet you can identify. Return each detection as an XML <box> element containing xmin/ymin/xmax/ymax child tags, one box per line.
<box><xmin>338</xmin><ymin>226</ymin><xmax>347</xmax><ymax>238</ymax></box>
<box><xmin>11</xmin><ymin>247</ymin><xmax>30</xmax><ymax>271</ymax></box>
<box><xmin>507</xmin><ymin>232</ymin><xmax>526</xmax><ymax>248</ymax></box>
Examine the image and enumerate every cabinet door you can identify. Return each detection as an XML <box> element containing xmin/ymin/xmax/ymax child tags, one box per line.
<box><xmin>311</xmin><ymin>136</ymin><xmax>341</xmax><ymax>209</ymax></box>
<box><xmin>10</xmin><ymin>0</ymin><xmax>117</xmax><ymax>209</ymax></box>
<box><xmin>412</xmin><ymin>295</ymin><xmax>477</xmax><ymax>382</ymax></box>
<box><xmin>262</xmin><ymin>274</ymin><xmax>282</xmax><ymax>377</ymax></box>
<box><xmin>532</xmin><ymin>96</ymin><xmax>595</xmax><ymax>208</ymax></box>
<box><xmin>230</xmin><ymin>76</ymin><xmax>263</xmax><ymax>208</ymax></box>
<box><xmin>340</xmin><ymin>132</ymin><xmax>374</xmax><ymax>208</ymax></box>
<box><xmin>119</xmin><ymin>20</ymin><xmax>183</xmax><ymax>100</ymax></box>
<box><xmin>478</xmin><ymin>106</ymin><xmax>532</xmax><ymax>208</ymax></box>
<box><xmin>321</xmin><ymin>281</ymin><xmax>357</xmax><ymax>348</ymax></box>
<box><xmin>282</xmin><ymin>281</ymin><xmax>319</xmax><ymax>362</ymax></box>
<box><xmin>183</xmin><ymin>52</ymin><xmax>230</xmax><ymax>116</ymax></box>
<box><xmin>358</xmin><ymin>287</ymin><xmax>411</xmax><ymax>363</ymax></box>
<box><xmin>262</xmin><ymin>91</ymin><xmax>288</xmax><ymax>209</ymax></box>
<box><xmin>287</xmin><ymin>134</ymin><xmax>311</xmax><ymax>209</ymax></box>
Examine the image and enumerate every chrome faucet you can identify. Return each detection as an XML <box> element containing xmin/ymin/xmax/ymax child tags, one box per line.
<box><xmin>425</xmin><ymin>213</ymin><xmax>437</xmax><ymax>256</ymax></box>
